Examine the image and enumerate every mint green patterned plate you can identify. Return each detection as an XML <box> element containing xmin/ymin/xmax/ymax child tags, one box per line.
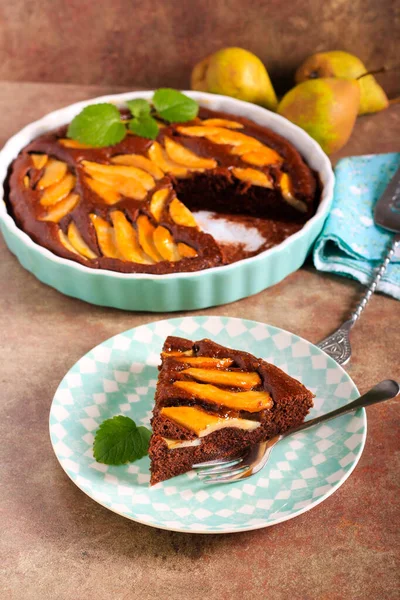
<box><xmin>49</xmin><ymin>317</ymin><xmax>366</xmax><ymax>534</ymax></box>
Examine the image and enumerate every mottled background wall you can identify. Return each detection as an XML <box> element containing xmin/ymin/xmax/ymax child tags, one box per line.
<box><xmin>1</xmin><ymin>0</ymin><xmax>399</xmax><ymax>96</ymax></box>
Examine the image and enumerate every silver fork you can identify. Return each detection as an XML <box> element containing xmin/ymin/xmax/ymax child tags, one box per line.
<box><xmin>317</xmin><ymin>166</ymin><xmax>400</xmax><ymax>365</ymax></box>
<box><xmin>193</xmin><ymin>380</ymin><xmax>399</xmax><ymax>484</ymax></box>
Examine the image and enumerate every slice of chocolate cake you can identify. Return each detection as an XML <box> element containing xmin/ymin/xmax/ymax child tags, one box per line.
<box><xmin>149</xmin><ymin>336</ymin><xmax>314</xmax><ymax>485</ymax></box>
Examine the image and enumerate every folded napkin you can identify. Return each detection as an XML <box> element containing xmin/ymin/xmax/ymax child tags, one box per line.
<box><xmin>313</xmin><ymin>152</ymin><xmax>400</xmax><ymax>300</ymax></box>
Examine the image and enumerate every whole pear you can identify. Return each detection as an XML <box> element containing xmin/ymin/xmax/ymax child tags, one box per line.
<box><xmin>295</xmin><ymin>51</ymin><xmax>388</xmax><ymax>115</ymax></box>
<box><xmin>278</xmin><ymin>78</ymin><xmax>360</xmax><ymax>154</ymax></box>
<box><xmin>191</xmin><ymin>47</ymin><xmax>278</xmax><ymax>111</ymax></box>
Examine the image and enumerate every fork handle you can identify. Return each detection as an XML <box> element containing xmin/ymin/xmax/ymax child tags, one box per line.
<box><xmin>350</xmin><ymin>233</ymin><xmax>400</xmax><ymax>324</ymax></box>
<box><xmin>282</xmin><ymin>380</ymin><xmax>399</xmax><ymax>438</ymax></box>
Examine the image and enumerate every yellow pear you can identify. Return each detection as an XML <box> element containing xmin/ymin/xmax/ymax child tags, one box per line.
<box><xmin>295</xmin><ymin>51</ymin><xmax>388</xmax><ymax>115</ymax></box>
<box><xmin>278</xmin><ymin>78</ymin><xmax>360</xmax><ymax>155</ymax></box>
<box><xmin>191</xmin><ymin>47</ymin><xmax>278</xmax><ymax>111</ymax></box>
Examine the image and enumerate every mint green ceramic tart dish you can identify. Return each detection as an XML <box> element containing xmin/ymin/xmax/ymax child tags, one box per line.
<box><xmin>0</xmin><ymin>91</ymin><xmax>334</xmax><ymax>312</ymax></box>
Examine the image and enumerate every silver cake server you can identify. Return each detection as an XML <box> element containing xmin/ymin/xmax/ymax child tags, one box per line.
<box><xmin>317</xmin><ymin>165</ymin><xmax>400</xmax><ymax>365</ymax></box>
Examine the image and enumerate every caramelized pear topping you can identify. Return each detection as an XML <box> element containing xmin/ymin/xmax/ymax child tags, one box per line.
<box><xmin>161</xmin><ymin>350</ymin><xmax>194</xmax><ymax>358</ymax></box>
<box><xmin>136</xmin><ymin>215</ymin><xmax>164</xmax><ymax>262</ymax></box>
<box><xmin>164</xmin><ymin>137</ymin><xmax>217</xmax><ymax>170</ymax></box>
<box><xmin>58</xmin><ymin>229</ymin><xmax>80</xmax><ymax>256</ymax></box>
<box><xmin>173</xmin><ymin>381</ymin><xmax>273</xmax><ymax>412</ymax></box>
<box><xmin>90</xmin><ymin>214</ymin><xmax>121</xmax><ymax>259</ymax></box>
<box><xmin>85</xmin><ymin>176</ymin><xmax>121</xmax><ymax>205</ymax></box>
<box><xmin>232</xmin><ymin>167</ymin><xmax>273</xmax><ymax>189</ymax></box>
<box><xmin>110</xmin><ymin>211</ymin><xmax>154</xmax><ymax>264</ymax></box>
<box><xmin>82</xmin><ymin>160</ymin><xmax>155</xmax><ymax>191</ymax></box>
<box><xmin>160</xmin><ymin>406</ymin><xmax>260</xmax><ymax>436</ymax></box>
<box><xmin>201</xmin><ymin>118</ymin><xmax>244</xmax><ymax>129</ymax></box>
<box><xmin>150</xmin><ymin>188</ymin><xmax>169</xmax><ymax>222</ymax></box>
<box><xmin>241</xmin><ymin>148</ymin><xmax>282</xmax><ymax>167</ymax></box>
<box><xmin>163</xmin><ymin>438</ymin><xmax>202</xmax><ymax>449</ymax></box>
<box><xmin>39</xmin><ymin>192</ymin><xmax>80</xmax><ymax>222</ymax></box>
<box><xmin>23</xmin><ymin>175</ymin><xmax>30</xmax><ymax>188</ymax></box>
<box><xmin>178</xmin><ymin>126</ymin><xmax>263</xmax><ymax>152</ymax></box>
<box><xmin>279</xmin><ymin>172</ymin><xmax>292</xmax><ymax>198</ymax></box>
<box><xmin>230</xmin><ymin>143</ymin><xmax>260</xmax><ymax>156</ymax></box>
<box><xmin>111</xmin><ymin>154</ymin><xmax>164</xmax><ymax>180</ymax></box>
<box><xmin>207</xmin><ymin>129</ymin><xmax>263</xmax><ymax>149</ymax></box>
<box><xmin>32</xmin><ymin>112</ymin><xmax>307</xmax><ymax>271</ymax></box>
<box><xmin>161</xmin><ymin>406</ymin><xmax>223</xmax><ymax>435</ymax></box>
<box><xmin>37</xmin><ymin>159</ymin><xmax>68</xmax><ymax>190</ymax></box>
<box><xmin>181</xmin><ymin>368</ymin><xmax>261</xmax><ymax>389</ymax></box>
<box><xmin>61</xmin><ymin>224</ymin><xmax>97</xmax><ymax>262</ymax></box>
<box><xmin>84</xmin><ymin>163</ymin><xmax>148</xmax><ymax>202</ymax></box>
<box><xmin>114</xmin><ymin>177</ymin><xmax>147</xmax><ymax>201</ymax></box>
<box><xmin>176</xmin><ymin>126</ymin><xmax>222</xmax><ymax>137</ymax></box>
<box><xmin>153</xmin><ymin>226</ymin><xmax>181</xmax><ymax>261</ymax></box>
<box><xmin>148</xmin><ymin>142</ymin><xmax>188</xmax><ymax>178</ymax></box>
<box><xmin>279</xmin><ymin>172</ymin><xmax>307</xmax><ymax>213</ymax></box>
<box><xmin>59</xmin><ymin>139</ymin><xmax>93</xmax><ymax>149</ymax></box>
<box><xmin>177</xmin><ymin>242</ymin><xmax>198</xmax><ymax>258</ymax></box>
<box><xmin>31</xmin><ymin>154</ymin><xmax>48</xmax><ymax>170</ymax></box>
<box><xmin>67</xmin><ymin>222</ymin><xmax>97</xmax><ymax>259</ymax></box>
<box><xmin>169</xmin><ymin>198</ymin><xmax>197</xmax><ymax>227</ymax></box>
<box><xmin>172</xmin><ymin>356</ymin><xmax>233</xmax><ymax>367</ymax></box>
<box><xmin>40</xmin><ymin>173</ymin><xmax>76</xmax><ymax>206</ymax></box>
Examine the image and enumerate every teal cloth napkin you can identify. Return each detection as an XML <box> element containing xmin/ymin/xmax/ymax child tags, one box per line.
<box><xmin>313</xmin><ymin>152</ymin><xmax>400</xmax><ymax>300</ymax></box>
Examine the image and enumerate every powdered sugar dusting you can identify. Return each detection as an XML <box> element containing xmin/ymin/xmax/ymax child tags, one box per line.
<box><xmin>193</xmin><ymin>211</ymin><xmax>266</xmax><ymax>252</ymax></box>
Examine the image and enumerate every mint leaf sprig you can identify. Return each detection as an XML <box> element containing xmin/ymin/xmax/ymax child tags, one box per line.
<box><xmin>67</xmin><ymin>89</ymin><xmax>199</xmax><ymax>147</ymax></box>
<box><xmin>67</xmin><ymin>104</ymin><xmax>127</xmax><ymax>147</ymax></box>
<box><xmin>93</xmin><ymin>415</ymin><xmax>151</xmax><ymax>465</ymax></box>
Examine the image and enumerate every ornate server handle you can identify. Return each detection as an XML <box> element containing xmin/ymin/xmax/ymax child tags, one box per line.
<box><xmin>350</xmin><ymin>233</ymin><xmax>400</xmax><ymax>323</ymax></box>
<box><xmin>317</xmin><ymin>233</ymin><xmax>400</xmax><ymax>365</ymax></box>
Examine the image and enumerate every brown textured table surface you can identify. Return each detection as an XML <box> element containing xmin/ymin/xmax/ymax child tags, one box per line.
<box><xmin>1</xmin><ymin>82</ymin><xmax>399</xmax><ymax>600</ymax></box>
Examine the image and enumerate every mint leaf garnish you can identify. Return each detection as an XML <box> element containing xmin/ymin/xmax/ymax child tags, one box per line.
<box><xmin>67</xmin><ymin>104</ymin><xmax>126</xmax><ymax>147</ymax></box>
<box><xmin>153</xmin><ymin>88</ymin><xmax>198</xmax><ymax>122</ymax></box>
<box><xmin>127</xmin><ymin>99</ymin><xmax>151</xmax><ymax>118</ymax></box>
<box><xmin>93</xmin><ymin>415</ymin><xmax>151</xmax><ymax>465</ymax></box>
<box><xmin>129</xmin><ymin>115</ymin><xmax>159</xmax><ymax>140</ymax></box>
<box><xmin>67</xmin><ymin>90</ymin><xmax>199</xmax><ymax>147</ymax></box>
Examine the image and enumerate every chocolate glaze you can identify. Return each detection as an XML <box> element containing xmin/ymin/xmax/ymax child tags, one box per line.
<box><xmin>6</xmin><ymin>107</ymin><xmax>321</xmax><ymax>274</ymax></box>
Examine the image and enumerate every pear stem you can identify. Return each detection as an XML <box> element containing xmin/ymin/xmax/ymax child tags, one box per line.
<box><xmin>389</xmin><ymin>96</ymin><xmax>400</xmax><ymax>105</ymax></box>
<box><xmin>357</xmin><ymin>64</ymin><xmax>400</xmax><ymax>80</ymax></box>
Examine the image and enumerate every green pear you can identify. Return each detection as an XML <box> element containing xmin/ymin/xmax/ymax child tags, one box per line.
<box><xmin>191</xmin><ymin>47</ymin><xmax>278</xmax><ymax>111</ymax></box>
<box><xmin>295</xmin><ymin>51</ymin><xmax>388</xmax><ymax>115</ymax></box>
<box><xmin>278</xmin><ymin>78</ymin><xmax>360</xmax><ymax>155</ymax></box>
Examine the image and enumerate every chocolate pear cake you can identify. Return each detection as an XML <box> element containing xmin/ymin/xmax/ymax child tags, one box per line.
<box><xmin>7</xmin><ymin>107</ymin><xmax>320</xmax><ymax>274</ymax></box>
<box><xmin>149</xmin><ymin>336</ymin><xmax>314</xmax><ymax>485</ymax></box>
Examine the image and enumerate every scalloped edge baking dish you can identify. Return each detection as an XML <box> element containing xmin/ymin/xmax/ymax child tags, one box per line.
<box><xmin>0</xmin><ymin>91</ymin><xmax>334</xmax><ymax>312</ymax></box>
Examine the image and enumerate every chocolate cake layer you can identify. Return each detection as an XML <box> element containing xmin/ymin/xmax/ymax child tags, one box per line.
<box><xmin>149</xmin><ymin>336</ymin><xmax>314</xmax><ymax>485</ymax></box>
<box><xmin>6</xmin><ymin>107</ymin><xmax>321</xmax><ymax>274</ymax></box>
